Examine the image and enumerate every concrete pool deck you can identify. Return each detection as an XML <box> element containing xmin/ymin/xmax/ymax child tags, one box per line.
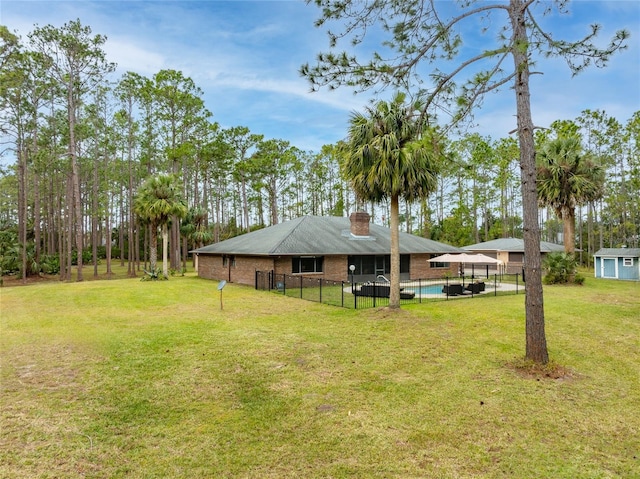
<box><xmin>348</xmin><ymin>280</ymin><xmax>523</xmax><ymax>299</ymax></box>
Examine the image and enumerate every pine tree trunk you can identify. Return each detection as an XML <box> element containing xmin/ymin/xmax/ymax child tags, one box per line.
<box><xmin>34</xmin><ymin>171</ymin><xmax>41</xmax><ymax>265</ymax></box>
<box><xmin>18</xmin><ymin>144</ymin><xmax>27</xmax><ymax>282</ymax></box>
<box><xmin>510</xmin><ymin>0</ymin><xmax>549</xmax><ymax>364</ymax></box>
<box><xmin>241</xmin><ymin>175</ymin><xmax>250</xmax><ymax>233</ymax></box>
<box><xmin>92</xmin><ymin>158</ymin><xmax>99</xmax><ymax>278</ymax></box>
<box><xmin>65</xmin><ymin>177</ymin><xmax>74</xmax><ymax>281</ymax></box>
<box><xmin>68</xmin><ymin>85</ymin><xmax>84</xmax><ymax>282</ymax></box>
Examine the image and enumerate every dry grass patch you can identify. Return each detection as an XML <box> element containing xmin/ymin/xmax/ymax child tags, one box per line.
<box><xmin>506</xmin><ymin>358</ymin><xmax>579</xmax><ymax>381</ymax></box>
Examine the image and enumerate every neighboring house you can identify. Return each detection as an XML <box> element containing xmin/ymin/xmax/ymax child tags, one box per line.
<box><xmin>193</xmin><ymin>212</ymin><xmax>464</xmax><ymax>286</ymax></box>
<box><xmin>463</xmin><ymin>237</ymin><xmax>565</xmax><ymax>274</ymax></box>
<box><xmin>594</xmin><ymin>248</ymin><xmax>640</xmax><ymax>281</ymax></box>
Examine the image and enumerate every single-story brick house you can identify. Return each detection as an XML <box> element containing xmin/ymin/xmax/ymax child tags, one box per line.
<box><xmin>593</xmin><ymin>248</ymin><xmax>640</xmax><ymax>281</ymax></box>
<box><xmin>463</xmin><ymin>237</ymin><xmax>565</xmax><ymax>273</ymax></box>
<box><xmin>193</xmin><ymin>212</ymin><xmax>464</xmax><ymax>286</ymax></box>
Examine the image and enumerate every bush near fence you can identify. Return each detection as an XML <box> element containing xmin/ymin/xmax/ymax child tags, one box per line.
<box><xmin>255</xmin><ymin>271</ymin><xmax>522</xmax><ymax>310</ymax></box>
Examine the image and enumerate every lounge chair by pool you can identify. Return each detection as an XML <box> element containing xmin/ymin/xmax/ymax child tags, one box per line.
<box><xmin>442</xmin><ymin>284</ymin><xmax>464</xmax><ymax>296</ymax></box>
<box><xmin>465</xmin><ymin>282</ymin><xmax>485</xmax><ymax>294</ymax></box>
<box><xmin>355</xmin><ymin>283</ymin><xmax>416</xmax><ymax>299</ymax></box>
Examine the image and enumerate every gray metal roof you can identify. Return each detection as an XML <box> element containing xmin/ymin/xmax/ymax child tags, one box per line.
<box><xmin>193</xmin><ymin>215</ymin><xmax>464</xmax><ymax>256</ymax></box>
<box><xmin>594</xmin><ymin>248</ymin><xmax>640</xmax><ymax>257</ymax></box>
<box><xmin>463</xmin><ymin>237</ymin><xmax>565</xmax><ymax>253</ymax></box>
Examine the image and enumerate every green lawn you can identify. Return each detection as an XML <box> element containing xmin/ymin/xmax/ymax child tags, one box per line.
<box><xmin>1</xmin><ymin>273</ymin><xmax>639</xmax><ymax>478</ymax></box>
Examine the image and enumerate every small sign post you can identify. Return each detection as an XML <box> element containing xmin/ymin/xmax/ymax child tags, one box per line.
<box><xmin>217</xmin><ymin>280</ymin><xmax>227</xmax><ymax>310</ymax></box>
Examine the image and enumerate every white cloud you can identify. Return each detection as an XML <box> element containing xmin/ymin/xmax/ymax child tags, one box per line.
<box><xmin>103</xmin><ymin>38</ymin><xmax>166</xmax><ymax>75</ymax></box>
<box><xmin>206</xmin><ymin>70</ymin><xmax>365</xmax><ymax>112</ymax></box>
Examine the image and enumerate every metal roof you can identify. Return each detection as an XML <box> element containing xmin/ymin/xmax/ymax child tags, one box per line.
<box><xmin>462</xmin><ymin>237</ymin><xmax>565</xmax><ymax>253</ymax></box>
<box><xmin>193</xmin><ymin>215</ymin><xmax>464</xmax><ymax>256</ymax></box>
<box><xmin>594</xmin><ymin>248</ymin><xmax>640</xmax><ymax>257</ymax></box>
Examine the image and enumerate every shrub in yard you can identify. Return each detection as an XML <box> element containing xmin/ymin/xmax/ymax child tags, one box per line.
<box><xmin>543</xmin><ymin>252</ymin><xmax>584</xmax><ymax>285</ymax></box>
<box><xmin>40</xmin><ymin>254</ymin><xmax>60</xmax><ymax>275</ymax></box>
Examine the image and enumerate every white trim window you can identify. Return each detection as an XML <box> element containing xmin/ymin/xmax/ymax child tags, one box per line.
<box><xmin>623</xmin><ymin>257</ymin><xmax>633</xmax><ymax>267</ymax></box>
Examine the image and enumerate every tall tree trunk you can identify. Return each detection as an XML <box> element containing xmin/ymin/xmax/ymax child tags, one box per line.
<box><xmin>241</xmin><ymin>175</ymin><xmax>250</xmax><ymax>233</ymax></box>
<box><xmin>68</xmin><ymin>86</ymin><xmax>84</xmax><ymax>282</ymax></box>
<box><xmin>17</xmin><ymin>143</ymin><xmax>27</xmax><ymax>282</ymax></box>
<box><xmin>120</xmin><ymin>184</ymin><xmax>126</xmax><ymax>267</ymax></box>
<box><xmin>473</xmin><ymin>177</ymin><xmax>480</xmax><ymax>243</ymax></box>
<box><xmin>587</xmin><ymin>202</ymin><xmax>594</xmax><ymax>268</ymax></box>
<box><xmin>563</xmin><ymin>207</ymin><xmax>576</xmax><ymax>255</ymax></box>
<box><xmin>182</xmin><ymin>232</ymin><xmax>188</xmax><ymax>272</ymax></box>
<box><xmin>134</xmin><ymin>225</ymin><xmax>140</xmax><ymax>273</ymax></box>
<box><xmin>149</xmin><ymin>224</ymin><xmax>158</xmax><ymax>274</ymax></box>
<box><xmin>92</xmin><ymin>157</ymin><xmax>99</xmax><ymax>277</ymax></box>
<box><xmin>389</xmin><ymin>194</ymin><xmax>401</xmax><ymax>309</ymax></box>
<box><xmin>65</xmin><ymin>176</ymin><xmax>74</xmax><ymax>281</ymax></box>
<box><xmin>270</xmin><ymin>180</ymin><xmax>278</xmax><ymax>226</ymax></box>
<box><xmin>127</xmin><ymin>152</ymin><xmax>135</xmax><ymax>277</ymax></box>
<box><xmin>510</xmin><ymin>0</ymin><xmax>548</xmax><ymax>364</ymax></box>
<box><xmin>172</xmin><ymin>214</ymin><xmax>180</xmax><ymax>271</ymax></box>
<box><xmin>34</xmin><ymin>171</ymin><xmax>41</xmax><ymax>265</ymax></box>
<box><xmin>162</xmin><ymin>223</ymin><xmax>169</xmax><ymax>279</ymax></box>
<box><xmin>47</xmin><ymin>178</ymin><xmax>55</xmax><ymax>255</ymax></box>
<box><xmin>57</xmin><ymin>180</ymin><xmax>67</xmax><ymax>280</ymax></box>
<box><xmin>599</xmin><ymin>199</ymin><xmax>604</xmax><ymax>249</ymax></box>
<box><xmin>31</xmin><ymin>120</ymin><xmax>42</xmax><ymax>266</ymax></box>
<box><xmin>105</xmin><ymin>180</ymin><xmax>113</xmax><ymax>277</ymax></box>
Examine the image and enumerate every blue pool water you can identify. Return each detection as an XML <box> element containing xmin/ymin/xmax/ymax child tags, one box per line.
<box><xmin>405</xmin><ymin>284</ymin><xmax>445</xmax><ymax>295</ymax></box>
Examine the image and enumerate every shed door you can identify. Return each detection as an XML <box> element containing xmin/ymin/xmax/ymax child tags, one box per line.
<box><xmin>602</xmin><ymin>258</ymin><xmax>616</xmax><ymax>278</ymax></box>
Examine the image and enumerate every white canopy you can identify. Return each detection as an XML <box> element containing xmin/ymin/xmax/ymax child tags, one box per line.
<box><xmin>428</xmin><ymin>253</ymin><xmax>502</xmax><ymax>264</ymax></box>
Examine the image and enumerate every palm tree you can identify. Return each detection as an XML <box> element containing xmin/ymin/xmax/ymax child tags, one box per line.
<box><xmin>181</xmin><ymin>206</ymin><xmax>213</xmax><ymax>268</ymax></box>
<box><xmin>343</xmin><ymin>92</ymin><xmax>442</xmax><ymax>308</ymax></box>
<box><xmin>133</xmin><ymin>174</ymin><xmax>188</xmax><ymax>279</ymax></box>
<box><xmin>537</xmin><ymin>137</ymin><xmax>605</xmax><ymax>255</ymax></box>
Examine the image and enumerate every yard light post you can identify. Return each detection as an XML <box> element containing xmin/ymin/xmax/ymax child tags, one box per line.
<box><xmin>349</xmin><ymin>264</ymin><xmax>355</xmax><ymax>294</ymax></box>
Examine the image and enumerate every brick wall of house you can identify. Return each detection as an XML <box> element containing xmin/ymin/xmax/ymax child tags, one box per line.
<box><xmin>273</xmin><ymin>256</ymin><xmax>290</xmax><ymax>275</ymax></box>
<box><xmin>233</xmin><ymin>256</ymin><xmax>275</xmax><ymax>285</ymax></box>
<box><xmin>410</xmin><ymin>253</ymin><xmax>458</xmax><ymax>279</ymax></box>
<box><xmin>197</xmin><ymin>255</ymin><xmax>225</xmax><ymax>281</ymax></box>
<box><xmin>197</xmin><ymin>254</ymin><xmax>275</xmax><ymax>286</ymax></box>
<box><xmin>324</xmin><ymin>255</ymin><xmax>349</xmax><ymax>281</ymax></box>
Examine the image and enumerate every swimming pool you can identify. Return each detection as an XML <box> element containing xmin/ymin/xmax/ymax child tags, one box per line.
<box><xmin>405</xmin><ymin>284</ymin><xmax>446</xmax><ymax>295</ymax></box>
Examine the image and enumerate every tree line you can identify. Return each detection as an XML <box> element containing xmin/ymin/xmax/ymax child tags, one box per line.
<box><xmin>0</xmin><ymin>20</ymin><xmax>637</xmax><ymax>284</ymax></box>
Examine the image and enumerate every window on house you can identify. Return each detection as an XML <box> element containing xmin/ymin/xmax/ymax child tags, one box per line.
<box><xmin>292</xmin><ymin>256</ymin><xmax>324</xmax><ymax>273</ymax></box>
<box><xmin>509</xmin><ymin>252</ymin><xmax>524</xmax><ymax>262</ymax></box>
<box><xmin>429</xmin><ymin>254</ymin><xmax>449</xmax><ymax>268</ymax></box>
<box><xmin>430</xmin><ymin>259</ymin><xmax>449</xmax><ymax>268</ymax></box>
<box><xmin>400</xmin><ymin>255</ymin><xmax>410</xmax><ymax>273</ymax></box>
<box><xmin>361</xmin><ymin>256</ymin><xmax>375</xmax><ymax>275</ymax></box>
<box><xmin>347</xmin><ymin>255</ymin><xmax>410</xmax><ymax>275</ymax></box>
<box><xmin>623</xmin><ymin>257</ymin><xmax>633</xmax><ymax>267</ymax></box>
<box><xmin>431</xmin><ymin>261</ymin><xmax>449</xmax><ymax>268</ymax></box>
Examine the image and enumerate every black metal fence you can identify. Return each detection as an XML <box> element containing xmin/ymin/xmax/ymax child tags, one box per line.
<box><xmin>255</xmin><ymin>270</ymin><xmax>523</xmax><ymax>310</ymax></box>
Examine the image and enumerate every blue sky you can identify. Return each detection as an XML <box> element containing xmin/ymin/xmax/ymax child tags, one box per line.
<box><xmin>2</xmin><ymin>0</ymin><xmax>638</xmax><ymax>153</ymax></box>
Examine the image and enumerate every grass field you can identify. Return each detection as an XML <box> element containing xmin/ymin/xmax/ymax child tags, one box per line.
<box><xmin>1</xmin><ymin>271</ymin><xmax>639</xmax><ymax>478</ymax></box>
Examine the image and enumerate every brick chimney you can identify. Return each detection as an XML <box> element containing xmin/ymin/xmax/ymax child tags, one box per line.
<box><xmin>349</xmin><ymin>211</ymin><xmax>370</xmax><ymax>236</ymax></box>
